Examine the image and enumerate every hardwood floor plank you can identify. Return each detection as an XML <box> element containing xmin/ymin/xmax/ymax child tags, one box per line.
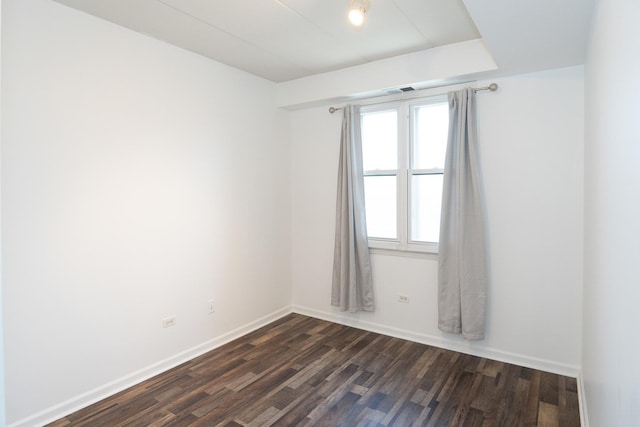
<box><xmin>388</xmin><ymin>400</ymin><xmax>424</xmax><ymax>425</ymax></box>
<box><xmin>270</xmin><ymin>389</ymin><xmax>322</xmax><ymax>426</ymax></box>
<box><xmin>447</xmin><ymin>367</ymin><xmax>485</xmax><ymax>426</ymax></box>
<box><xmin>314</xmin><ymin>390</ymin><xmax>361</xmax><ymax>426</ymax></box>
<box><xmin>524</xmin><ymin>369</ymin><xmax>542</xmax><ymax>425</ymax></box>
<box><xmin>540</xmin><ymin>371</ymin><xmax>560</xmax><ymax>406</ymax></box>
<box><xmin>354</xmin><ymin>407</ymin><xmax>386</xmax><ymax>426</ymax></box>
<box><xmin>306</xmin><ymin>367</ymin><xmax>364</xmax><ymax>421</ymax></box>
<box><xmin>538</xmin><ymin>401</ymin><xmax>560</xmax><ymax>427</ymax></box>
<box><xmin>47</xmin><ymin>313</ymin><xmax>580</xmax><ymax>426</ymax></box>
<box><xmin>379</xmin><ymin>348</ymin><xmax>433</xmax><ymax>424</ymax></box>
<box><xmin>461</xmin><ymin>407</ymin><xmax>485</xmax><ymax>427</ymax></box>
<box><xmin>559</xmin><ymin>378</ymin><xmax>581</xmax><ymax>427</ymax></box>
<box><xmin>245</xmin><ymin>406</ymin><xmax>280</xmax><ymax>427</ymax></box>
<box><xmin>146</xmin><ymin>411</ymin><xmax>177</xmax><ymax>427</ymax></box>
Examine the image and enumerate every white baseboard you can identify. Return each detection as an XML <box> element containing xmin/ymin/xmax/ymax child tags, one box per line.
<box><xmin>577</xmin><ymin>372</ymin><xmax>589</xmax><ymax>427</ymax></box>
<box><xmin>10</xmin><ymin>306</ymin><xmax>292</xmax><ymax>427</ymax></box>
<box><xmin>291</xmin><ymin>305</ymin><xmax>581</xmax><ymax>378</ymax></box>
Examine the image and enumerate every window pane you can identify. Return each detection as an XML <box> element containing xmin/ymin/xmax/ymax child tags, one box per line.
<box><xmin>364</xmin><ymin>175</ymin><xmax>397</xmax><ymax>239</ymax></box>
<box><xmin>361</xmin><ymin>110</ymin><xmax>397</xmax><ymax>171</ymax></box>
<box><xmin>411</xmin><ymin>174</ymin><xmax>443</xmax><ymax>243</ymax></box>
<box><xmin>412</xmin><ymin>103</ymin><xmax>449</xmax><ymax>169</ymax></box>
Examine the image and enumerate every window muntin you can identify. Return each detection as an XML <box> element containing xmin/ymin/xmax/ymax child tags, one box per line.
<box><xmin>360</xmin><ymin>96</ymin><xmax>448</xmax><ymax>253</ymax></box>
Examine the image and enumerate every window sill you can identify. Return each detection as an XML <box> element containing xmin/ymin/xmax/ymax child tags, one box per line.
<box><xmin>369</xmin><ymin>247</ymin><xmax>438</xmax><ymax>260</ymax></box>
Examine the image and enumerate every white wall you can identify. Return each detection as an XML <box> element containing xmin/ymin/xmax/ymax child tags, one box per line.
<box><xmin>277</xmin><ymin>39</ymin><xmax>497</xmax><ymax>109</ymax></box>
<box><xmin>0</xmin><ymin>0</ymin><xmax>5</xmax><ymax>423</ymax></box>
<box><xmin>1</xmin><ymin>0</ymin><xmax>291</xmax><ymax>424</ymax></box>
<box><xmin>583</xmin><ymin>0</ymin><xmax>640</xmax><ymax>425</ymax></box>
<box><xmin>291</xmin><ymin>66</ymin><xmax>584</xmax><ymax>375</ymax></box>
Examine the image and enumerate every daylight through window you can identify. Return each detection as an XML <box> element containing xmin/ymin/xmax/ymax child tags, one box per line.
<box><xmin>361</xmin><ymin>96</ymin><xmax>449</xmax><ymax>253</ymax></box>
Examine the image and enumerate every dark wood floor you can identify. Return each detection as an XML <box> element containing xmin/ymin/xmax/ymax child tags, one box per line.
<box><xmin>48</xmin><ymin>313</ymin><xmax>580</xmax><ymax>426</ymax></box>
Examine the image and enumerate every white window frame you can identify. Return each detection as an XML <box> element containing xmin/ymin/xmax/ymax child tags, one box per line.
<box><xmin>361</xmin><ymin>94</ymin><xmax>448</xmax><ymax>254</ymax></box>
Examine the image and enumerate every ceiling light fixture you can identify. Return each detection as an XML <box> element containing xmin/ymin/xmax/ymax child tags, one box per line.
<box><xmin>348</xmin><ymin>0</ymin><xmax>369</xmax><ymax>27</ymax></box>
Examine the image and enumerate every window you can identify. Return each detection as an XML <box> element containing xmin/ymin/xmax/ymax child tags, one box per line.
<box><xmin>361</xmin><ymin>96</ymin><xmax>449</xmax><ymax>253</ymax></box>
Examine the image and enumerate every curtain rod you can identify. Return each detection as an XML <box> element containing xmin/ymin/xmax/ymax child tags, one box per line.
<box><xmin>328</xmin><ymin>83</ymin><xmax>499</xmax><ymax>114</ymax></box>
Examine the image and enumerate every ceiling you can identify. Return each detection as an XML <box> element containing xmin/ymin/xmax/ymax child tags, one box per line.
<box><xmin>52</xmin><ymin>0</ymin><xmax>595</xmax><ymax>86</ymax></box>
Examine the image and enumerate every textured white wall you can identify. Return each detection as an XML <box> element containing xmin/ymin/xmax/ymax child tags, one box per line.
<box><xmin>291</xmin><ymin>66</ymin><xmax>584</xmax><ymax>374</ymax></box>
<box><xmin>583</xmin><ymin>0</ymin><xmax>640</xmax><ymax>425</ymax></box>
<box><xmin>2</xmin><ymin>0</ymin><xmax>291</xmax><ymax>424</ymax></box>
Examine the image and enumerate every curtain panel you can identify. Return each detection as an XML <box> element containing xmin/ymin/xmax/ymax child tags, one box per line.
<box><xmin>331</xmin><ymin>105</ymin><xmax>375</xmax><ymax>313</ymax></box>
<box><xmin>438</xmin><ymin>88</ymin><xmax>489</xmax><ymax>340</ymax></box>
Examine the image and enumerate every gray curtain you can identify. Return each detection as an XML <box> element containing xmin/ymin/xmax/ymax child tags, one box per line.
<box><xmin>331</xmin><ymin>105</ymin><xmax>375</xmax><ymax>312</ymax></box>
<box><xmin>438</xmin><ymin>88</ymin><xmax>488</xmax><ymax>340</ymax></box>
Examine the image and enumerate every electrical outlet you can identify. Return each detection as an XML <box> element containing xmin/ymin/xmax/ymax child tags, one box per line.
<box><xmin>161</xmin><ymin>315</ymin><xmax>176</xmax><ymax>328</ymax></box>
<box><xmin>207</xmin><ymin>299</ymin><xmax>215</xmax><ymax>314</ymax></box>
<box><xmin>398</xmin><ymin>294</ymin><xmax>410</xmax><ymax>303</ymax></box>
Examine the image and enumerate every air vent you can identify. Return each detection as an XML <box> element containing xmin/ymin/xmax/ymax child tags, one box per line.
<box><xmin>400</xmin><ymin>86</ymin><xmax>415</xmax><ymax>92</ymax></box>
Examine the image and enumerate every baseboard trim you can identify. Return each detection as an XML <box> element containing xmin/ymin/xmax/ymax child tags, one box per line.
<box><xmin>291</xmin><ymin>305</ymin><xmax>580</xmax><ymax>378</ymax></box>
<box><xmin>577</xmin><ymin>372</ymin><xmax>589</xmax><ymax>427</ymax></box>
<box><xmin>9</xmin><ymin>306</ymin><xmax>292</xmax><ymax>427</ymax></box>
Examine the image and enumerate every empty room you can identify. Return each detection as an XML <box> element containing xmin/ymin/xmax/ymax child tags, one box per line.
<box><xmin>1</xmin><ymin>0</ymin><xmax>638</xmax><ymax>426</ymax></box>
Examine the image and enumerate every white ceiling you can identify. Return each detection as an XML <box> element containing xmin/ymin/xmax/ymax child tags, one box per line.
<box><xmin>53</xmin><ymin>0</ymin><xmax>480</xmax><ymax>82</ymax></box>
<box><xmin>52</xmin><ymin>0</ymin><xmax>595</xmax><ymax>85</ymax></box>
<box><xmin>464</xmin><ymin>0</ymin><xmax>595</xmax><ymax>76</ymax></box>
